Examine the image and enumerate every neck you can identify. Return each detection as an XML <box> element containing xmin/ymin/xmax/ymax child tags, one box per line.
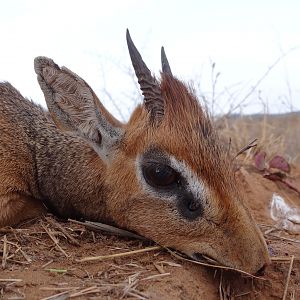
<box><xmin>35</xmin><ymin>122</ymin><xmax>111</xmax><ymax>222</ymax></box>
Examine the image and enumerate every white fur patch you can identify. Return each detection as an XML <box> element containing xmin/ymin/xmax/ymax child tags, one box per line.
<box><xmin>169</xmin><ymin>156</ymin><xmax>208</xmax><ymax>200</ymax></box>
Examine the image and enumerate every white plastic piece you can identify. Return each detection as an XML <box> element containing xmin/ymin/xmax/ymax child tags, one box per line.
<box><xmin>270</xmin><ymin>193</ymin><xmax>300</xmax><ymax>233</ymax></box>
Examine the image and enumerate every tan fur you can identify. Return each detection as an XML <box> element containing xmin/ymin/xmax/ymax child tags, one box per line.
<box><xmin>0</xmin><ymin>45</ymin><xmax>270</xmax><ymax>274</ymax></box>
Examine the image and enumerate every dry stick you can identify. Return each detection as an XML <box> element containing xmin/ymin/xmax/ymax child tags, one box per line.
<box><xmin>282</xmin><ymin>256</ymin><xmax>294</xmax><ymax>300</ymax></box>
<box><xmin>0</xmin><ymin>279</ymin><xmax>22</xmax><ymax>282</ymax></box>
<box><xmin>40</xmin><ymin>287</ymin><xmax>79</xmax><ymax>291</ymax></box>
<box><xmin>219</xmin><ymin>271</ymin><xmax>224</xmax><ymax>300</ymax></box>
<box><xmin>2</xmin><ymin>235</ymin><xmax>8</xmax><ymax>269</ymax></box>
<box><xmin>2</xmin><ymin>239</ymin><xmax>32</xmax><ymax>263</ymax></box>
<box><xmin>233</xmin><ymin>138</ymin><xmax>257</xmax><ymax>160</ymax></box>
<box><xmin>42</xmin><ymin>259</ymin><xmax>54</xmax><ymax>268</ymax></box>
<box><xmin>46</xmin><ymin>217</ymin><xmax>80</xmax><ymax>246</ymax></box>
<box><xmin>7</xmin><ymin>258</ymin><xmax>30</xmax><ymax>265</ymax></box>
<box><xmin>268</xmin><ymin>234</ymin><xmax>300</xmax><ymax>244</ymax></box>
<box><xmin>68</xmin><ymin>219</ymin><xmax>147</xmax><ymax>241</ymax></box>
<box><xmin>153</xmin><ymin>262</ymin><xmax>165</xmax><ymax>274</ymax></box>
<box><xmin>0</xmin><ymin>228</ymin><xmax>16</xmax><ymax>234</ymax></box>
<box><xmin>271</xmin><ymin>256</ymin><xmax>297</xmax><ymax>262</ymax></box>
<box><xmin>41</xmin><ymin>223</ymin><xmax>69</xmax><ymax>258</ymax></box>
<box><xmin>69</xmin><ymin>286</ymin><xmax>99</xmax><ymax>297</ymax></box>
<box><xmin>76</xmin><ymin>246</ymin><xmax>161</xmax><ymax>263</ymax></box>
<box><xmin>40</xmin><ymin>290</ymin><xmax>70</xmax><ymax>300</ymax></box>
<box><xmin>141</xmin><ymin>273</ymin><xmax>170</xmax><ymax>281</ymax></box>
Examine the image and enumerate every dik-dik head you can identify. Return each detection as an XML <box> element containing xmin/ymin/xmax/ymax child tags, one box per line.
<box><xmin>35</xmin><ymin>30</ymin><xmax>270</xmax><ymax>274</ymax></box>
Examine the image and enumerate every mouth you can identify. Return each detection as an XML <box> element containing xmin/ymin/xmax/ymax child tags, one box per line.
<box><xmin>191</xmin><ymin>253</ymin><xmax>268</xmax><ymax>276</ymax></box>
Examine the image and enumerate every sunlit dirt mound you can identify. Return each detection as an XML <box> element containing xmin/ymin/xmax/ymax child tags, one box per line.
<box><xmin>1</xmin><ymin>163</ymin><xmax>300</xmax><ymax>299</ymax></box>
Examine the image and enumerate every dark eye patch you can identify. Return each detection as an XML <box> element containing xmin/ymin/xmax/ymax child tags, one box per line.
<box><xmin>177</xmin><ymin>193</ymin><xmax>203</xmax><ymax>220</ymax></box>
<box><xmin>140</xmin><ymin>146</ymin><xmax>204</xmax><ymax>221</ymax></box>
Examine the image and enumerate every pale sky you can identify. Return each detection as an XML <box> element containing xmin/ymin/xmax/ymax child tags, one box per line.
<box><xmin>1</xmin><ymin>0</ymin><xmax>300</xmax><ymax>120</ymax></box>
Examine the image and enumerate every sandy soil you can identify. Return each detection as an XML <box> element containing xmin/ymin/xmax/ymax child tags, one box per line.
<box><xmin>1</xmin><ymin>163</ymin><xmax>300</xmax><ymax>299</ymax></box>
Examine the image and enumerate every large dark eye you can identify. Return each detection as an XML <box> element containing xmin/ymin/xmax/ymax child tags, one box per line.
<box><xmin>142</xmin><ymin>163</ymin><xmax>179</xmax><ymax>188</ymax></box>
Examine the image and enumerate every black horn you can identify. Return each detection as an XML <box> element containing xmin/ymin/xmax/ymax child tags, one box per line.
<box><xmin>161</xmin><ymin>47</ymin><xmax>172</xmax><ymax>75</ymax></box>
<box><xmin>126</xmin><ymin>29</ymin><xmax>164</xmax><ymax>122</ymax></box>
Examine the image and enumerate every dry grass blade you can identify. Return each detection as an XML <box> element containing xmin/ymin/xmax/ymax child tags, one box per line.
<box><xmin>40</xmin><ymin>287</ymin><xmax>79</xmax><ymax>291</ymax></box>
<box><xmin>0</xmin><ymin>278</ymin><xmax>22</xmax><ymax>282</ymax></box>
<box><xmin>282</xmin><ymin>256</ymin><xmax>294</xmax><ymax>300</ymax></box>
<box><xmin>68</xmin><ymin>219</ymin><xmax>148</xmax><ymax>240</ymax></box>
<box><xmin>41</xmin><ymin>223</ymin><xmax>69</xmax><ymax>258</ymax></box>
<box><xmin>153</xmin><ymin>262</ymin><xmax>165</xmax><ymax>274</ymax></box>
<box><xmin>42</xmin><ymin>259</ymin><xmax>54</xmax><ymax>268</ymax></box>
<box><xmin>141</xmin><ymin>273</ymin><xmax>170</xmax><ymax>281</ymax></box>
<box><xmin>271</xmin><ymin>256</ymin><xmax>298</xmax><ymax>262</ymax></box>
<box><xmin>267</xmin><ymin>234</ymin><xmax>300</xmax><ymax>244</ymax></box>
<box><xmin>1</xmin><ymin>234</ymin><xmax>8</xmax><ymax>269</ymax></box>
<box><xmin>219</xmin><ymin>271</ymin><xmax>224</xmax><ymax>300</ymax></box>
<box><xmin>0</xmin><ymin>227</ymin><xmax>24</xmax><ymax>234</ymax></box>
<box><xmin>69</xmin><ymin>286</ymin><xmax>100</xmax><ymax>297</ymax></box>
<box><xmin>46</xmin><ymin>217</ymin><xmax>80</xmax><ymax>246</ymax></box>
<box><xmin>76</xmin><ymin>246</ymin><xmax>161</xmax><ymax>263</ymax></box>
<box><xmin>40</xmin><ymin>290</ymin><xmax>70</xmax><ymax>300</ymax></box>
<box><xmin>2</xmin><ymin>239</ymin><xmax>32</xmax><ymax>263</ymax></box>
<box><xmin>233</xmin><ymin>138</ymin><xmax>257</xmax><ymax>159</ymax></box>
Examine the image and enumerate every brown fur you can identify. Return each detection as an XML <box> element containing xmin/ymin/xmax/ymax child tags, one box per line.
<box><xmin>0</xmin><ymin>51</ymin><xmax>270</xmax><ymax>274</ymax></box>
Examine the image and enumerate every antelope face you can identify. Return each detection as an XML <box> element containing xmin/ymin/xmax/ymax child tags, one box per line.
<box><xmin>107</xmin><ymin>31</ymin><xmax>270</xmax><ymax>274</ymax></box>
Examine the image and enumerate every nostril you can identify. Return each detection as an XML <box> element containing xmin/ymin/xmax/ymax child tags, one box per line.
<box><xmin>255</xmin><ymin>263</ymin><xmax>268</xmax><ymax>276</ymax></box>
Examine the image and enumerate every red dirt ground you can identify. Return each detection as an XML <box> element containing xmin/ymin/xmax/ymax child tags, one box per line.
<box><xmin>1</xmin><ymin>163</ymin><xmax>300</xmax><ymax>299</ymax></box>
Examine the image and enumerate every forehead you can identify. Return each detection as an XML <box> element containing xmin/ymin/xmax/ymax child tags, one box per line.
<box><xmin>124</xmin><ymin>76</ymin><xmax>234</xmax><ymax>195</ymax></box>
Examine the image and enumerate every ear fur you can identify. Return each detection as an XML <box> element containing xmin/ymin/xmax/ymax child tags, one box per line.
<box><xmin>34</xmin><ymin>56</ymin><xmax>123</xmax><ymax>162</ymax></box>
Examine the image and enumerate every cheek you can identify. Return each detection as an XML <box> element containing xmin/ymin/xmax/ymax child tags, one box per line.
<box><xmin>121</xmin><ymin>195</ymin><xmax>208</xmax><ymax>246</ymax></box>
<box><xmin>105</xmin><ymin>160</ymin><xmax>140</xmax><ymax>222</ymax></box>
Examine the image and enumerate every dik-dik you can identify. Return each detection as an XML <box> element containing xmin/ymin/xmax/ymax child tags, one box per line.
<box><xmin>0</xmin><ymin>30</ymin><xmax>270</xmax><ymax>274</ymax></box>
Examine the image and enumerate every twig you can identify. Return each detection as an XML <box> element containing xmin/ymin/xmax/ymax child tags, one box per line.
<box><xmin>42</xmin><ymin>259</ymin><xmax>54</xmax><ymax>268</ymax></box>
<box><xmin>2</xmin><ymin>234</ymin><xmax>8</xmax><ymax>269</ymax></box>
<box><xmin>267</xmin><ymin>234</ymin><xmax>300</xmax><ymax>244</ymax></box>
<box><xmin>76</xmin><ymin>246</ymin><xmax>161</xmax><ymax>263</ymax></box>
<box><xmin>153</xmin><ymin>262</ymin><xmax>165</xmax><ymax>274</ymax></box>
<box><xmin>219</xmin><ymin>271</ymin><xmax>224</xmax><ymax>300</ymax></box>
<box><xmin>70</xmin><ymin>286</ymin><xmax>100</xmax><ymax>297</ymax></box>
<box><xmin>46</xmin><ymin>217</ymin><xmax>80</xmax><ymax>246</ymax></box>
<box><xmin>41</xmin><ymin>223</ymin><xmax>69</xmax><ymax>258</ymax></box>
<box><xmin>40</xmin><ymin>290</ymin><xmax>70</xmax><ymax>300</ymax></box>
<box><xmin>233</xmin><ymin>138</ymin><xmax>257</xmax><ymax>160</ymax></box>
<box><xmin>2</xmin><ymin>239</ymin><xmax>32</xmax><ymax>263</ymax></box>
<box><xmin>271</xmin><ymin>256</ymin><xmax>298</xmax><ymax>262</ymax></box>
<box><xmin>282</xmin><ymin>256</ymin><xmax>294</xmax><ymax>300</ymax></box>
<box><xmin>141</xmin><ymin>273</ymin><xmax>170</xmax><ymax>281</ymax></box>
<box><xmin>46</xmin><ymin>268</ymin><xmax>68</xmax><ymax>274</ymax></box>
<box><xmin>68</xmin><ymin>219</ymin><xmax>148</xmax><ymax>241</ymax></box>
<box><xmin>0</xmin><ymin>278</ymin><xmax>22</xmax><ymax>282</ymax></box>
<box><xmin>40</xmin><ymin>287</ymin><xmax>79</xmax><ymax>291</ymax></box>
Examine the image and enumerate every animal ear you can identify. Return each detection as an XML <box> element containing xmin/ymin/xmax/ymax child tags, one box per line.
<box><xmin>34</xmin><ymin>56</ymin><xmax>123</xmax><ymax>162</ymax></box>
<box><xmin>126</xmin><ymin>29</ymin><xmax>164</xmax><ymax>123</ymax></box>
